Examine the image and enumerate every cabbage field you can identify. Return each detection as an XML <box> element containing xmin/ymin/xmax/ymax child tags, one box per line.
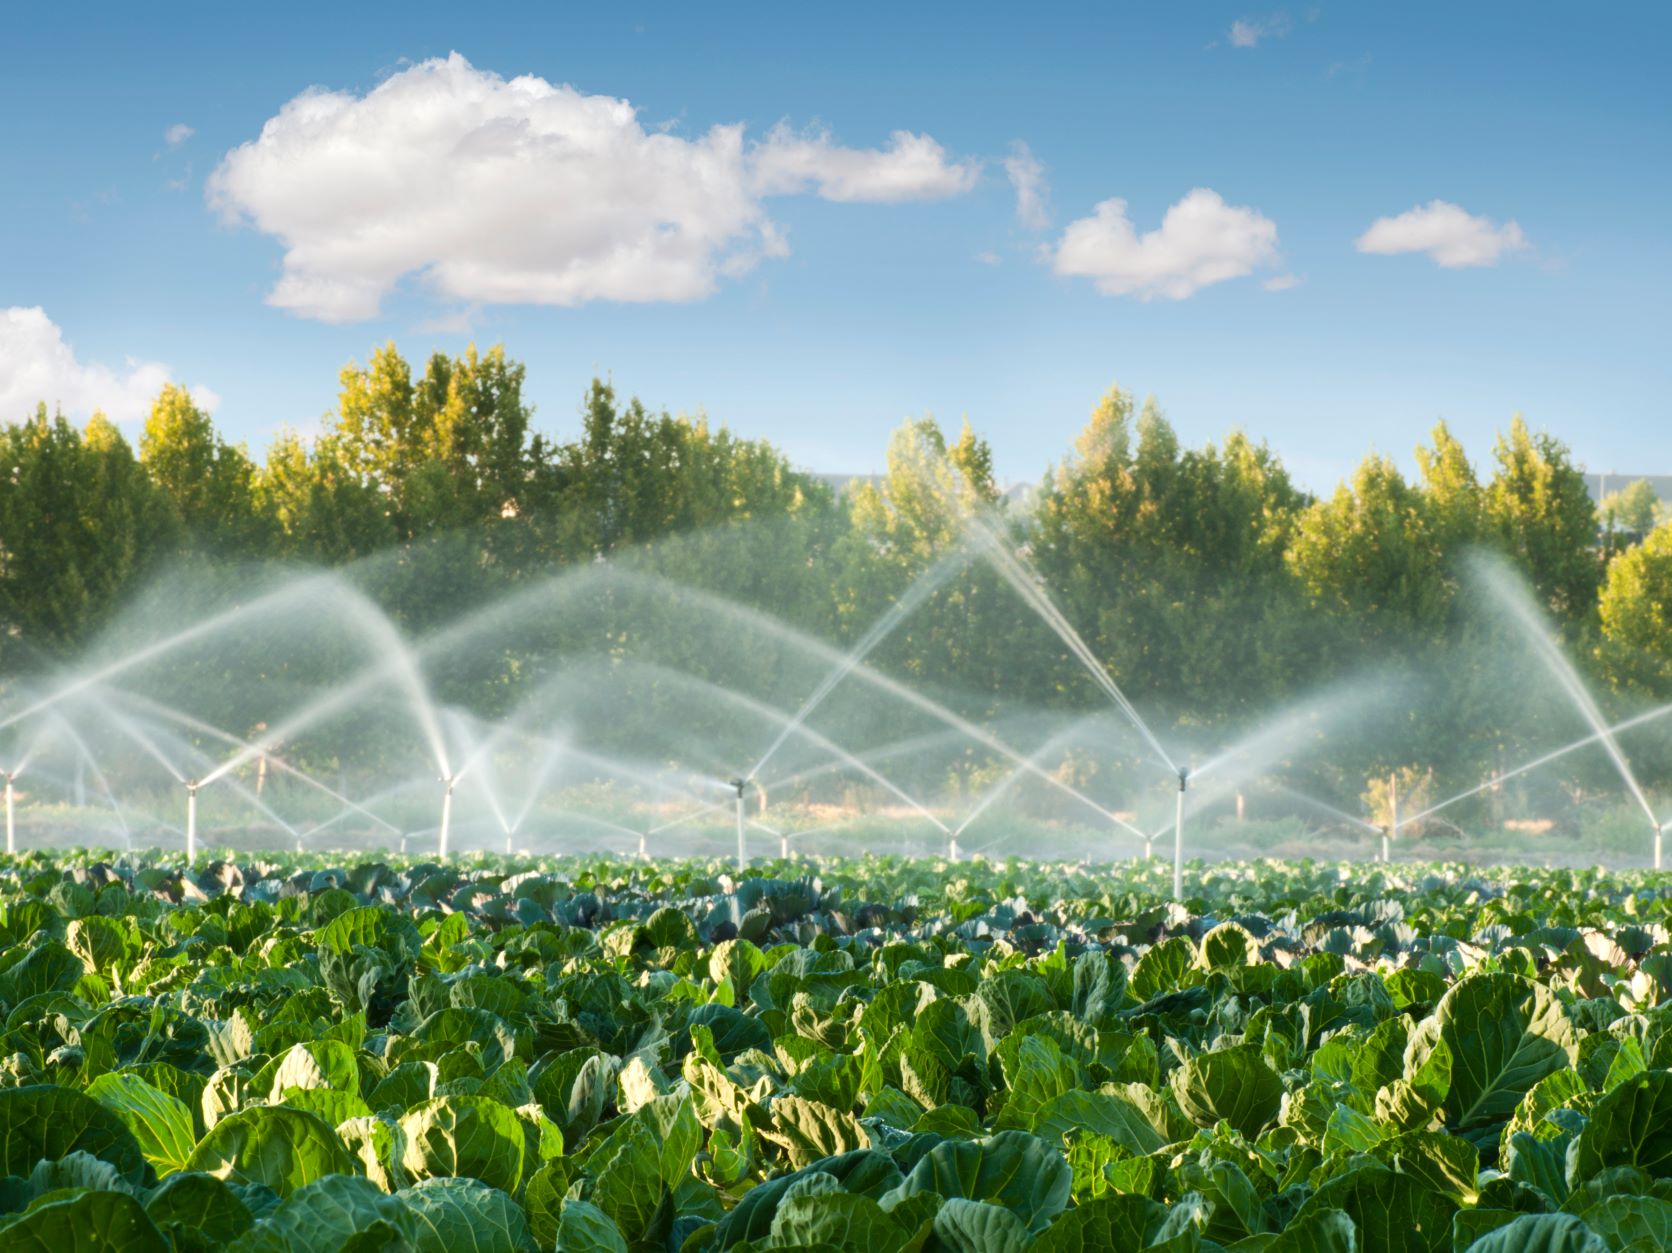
<box><xmin>3</xmin><ymin>852</ymin><xmax>1672</xmax><ymax>1252</ymax></box>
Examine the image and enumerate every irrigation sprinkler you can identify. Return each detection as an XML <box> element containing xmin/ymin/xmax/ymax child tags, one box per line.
<box><xmin>437</xmin><ymin>775</ymin><xmax>457</xmax><ymax>860</ymax></box>
<box><xmin>1655</xmin><ymin>818</ymin><xmax>1666</xmax><ymax>873</ymax></box>
<box><xmin>1173</xmin><ymin>767</ymin><xmax>1189</xmax><ymax>901</ymax></box>
<box><xmin>185</xmin><ymin>779</ymin><xmax>200</xmax><ymax>865</ymax></box>
<box><xmin>1384</xmin><ymin>773</ymin><xmax>1398</xmax><ymax>864</ymax></box>
<box><xmin>3</xmin><ymin>771</ymin><xmax>14</xmax><ymax>856</ymax></box>
<box><xmin>637</xmin><ymin>831</ymin><xmax>648</xmax><ymax>860</ymax></box>
<box><xmin>948</xmin><ymin>833</ymin><xmax>959</xmax><ymax>862</ymax></box>
<box><xmin>728</xmin><ymin>777</ymin><xmax>751</xmax><ymax>871</ymax></box>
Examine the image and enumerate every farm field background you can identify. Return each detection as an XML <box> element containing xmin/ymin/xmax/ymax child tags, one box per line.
<box><xmin>2</xmin><ymin>849</ymin><xmax>1670</xmax><ymax>1252</ymax></box>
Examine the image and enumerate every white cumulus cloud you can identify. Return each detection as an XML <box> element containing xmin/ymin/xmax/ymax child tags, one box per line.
<box><xmin>1355</xmin><ymin>200</ymin><xmax>1528</xmax><ymax>267</ymax></box>
<box><xmin>0</xmin><ymin>307</ymin><xmax>218</xmax><ymax>423</ymax></box>
<box><xmin>164</xmin><ymin>123</ymin><xmax>195</xmax><ymax>146</ymax></box>
<box><xmin>1050</xmin><ymin>188</ymin><xmax>1280</xmax><ymax>299</ymax></box>
<box><xmin>208</xmin><ymin>54</ymin><xmax>978</xmax><ymax>322</ymax></box>
<box><xmin>1001</xmin><ymin>141</ymin><xmax>1049</xmax><ymax>229</ymax></box>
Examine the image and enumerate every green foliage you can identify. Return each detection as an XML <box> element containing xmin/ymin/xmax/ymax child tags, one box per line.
<box><xmin>0</xmin><ymin>852</ymin><xmax>1665</xmax><ymax>1248</ymax></box>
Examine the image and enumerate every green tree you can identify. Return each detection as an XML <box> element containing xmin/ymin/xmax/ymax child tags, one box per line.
<box><xmin>0</xmin><ymin>407</ymin><xmax>177</xmax><ymax>661</ymax></box>
<box><xmin>1287</xmin><ymin>453</ymin><xmax>1445</xmax><ymax>627</ymax></box>
<box><xmin>1031</xmin><ymin>387</ymin><xmax>1309</xmax><ymax>726</ymax></box>
<box><xmin>1482</xmin><ymin>416</ymin><xmax>1599</xmax><ymax>620</ymax></box>
<box><xmin>333</xmin><ymin>343</ymin><xmax>558</xmax><ymax>539</ymax></box>
<box><xmin>256</xmin><ymin>430</ymin><xmax>397</xmax><ymax>564</ymax></box>
<box><xmin>139</xmin><ymin>385</ymin><xmax>270</xmax><ymax>556</ymax></box>
<box><xmin>1600</xmin><ymin>479</ymin><xmax>1660</xmax><ymax>540</ymax></box>
<box><xmin>1414</xmin><ymin>421</ymin><xmax>1484</xmax><ymax>561</ymax></box>
<box><xmin>1597</xmin><ymin>519</ymin><xmax>1672</xmax><ymax>693</ymax></box>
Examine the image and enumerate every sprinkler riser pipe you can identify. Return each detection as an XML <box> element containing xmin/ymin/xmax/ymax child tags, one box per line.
<box><xmin>1173</xmin><ymin>783</ymin><xmax>1186</xmax><ymax>902</ymax></box>
<box><xmin>4</xmin><ymin>775</ymin><xmax>14</xmax><ymax>857</ymax></box>
<box><xmin>185</xmin><ymin>783</ymin><xmax>198</xmax><ymax>866</ymax></box>
<box><xmin>1387</xmin><ymin>772</ymin><xmax>1398</xmax><ymax>865</ymax></box>
<box><xmin>734</xmin><ymin>793</ymin><xmax>746</xmax><ymax>872</ymax></box>
<box><xmin>437</xmin><ymin>777</ymin><xmax>455</xmax><ymax>860</ymax></box>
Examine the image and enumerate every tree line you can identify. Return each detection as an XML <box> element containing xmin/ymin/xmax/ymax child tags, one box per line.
<box><xmin>2</xmin><ymin>342</ymin><xmax>1670</xmax><ymax>806</ymax></box>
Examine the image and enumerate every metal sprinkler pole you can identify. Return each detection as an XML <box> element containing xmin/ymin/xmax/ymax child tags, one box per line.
<box><xmin>438</xmin><ymin>776</ymin><xmax>456</xmax><ymax>860</ymax></box>
<box><xmin>1387</xmin><ymin>772</ymin><xmax>1398</xmax><ymax>865</ymax></box>
<box><xmin>730</xmin><ymin>779</ymin><xmax>749</xmax><ymax>872</ymax></box>
<box><xmin>1173</xmin><ymin>767</ymin><xmax>1189</xmax><ymax>901</ymax></box>
<box><xmin>637</xmin><ymin>831</ymin><xmax>647</xmax><ymax>860</ymax></box>
<box><xmin>949</xmin><ymin>833</ymin><xmax>959</xmax><ymax>862</ymax></box>
<box><xmin>4</xmin><ymin>772</ymin><xmax>14</xmax><ymax>857</ymax></box>
<box><xmin>185</xmin><ymin>780</ymin><xmax>199</xmax><ymax>865</ymax></box>
<box><xmin>1655</xmin><ymin>819</ymin><xmax>1663</xmax><ymax>873</ymax></box>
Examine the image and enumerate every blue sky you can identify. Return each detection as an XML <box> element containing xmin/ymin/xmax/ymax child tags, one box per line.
<box><xmin>3</xmin><ymin>2</ymin><xmax>1667</xmax><ymax>490</ymax></box>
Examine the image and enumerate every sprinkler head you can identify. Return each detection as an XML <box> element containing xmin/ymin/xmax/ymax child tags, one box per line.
<box><xmin>728</xmin><ymin>777</ymin><xmax>750</xmax><ymax>800</ymax></box>
<box><xmin>185</xmin><ymin>779</ymin><xmax>200</xmax><ymax>796</ymax></box>
<box><xmin>1177</xmin><ymin>766</ymin><xmax>1190</xmax><ymax>792</ymax></box>
<box><xmin>440</xmin><ymin>774</ymin><xmax>456</xmax><ymax>794</ymax></box>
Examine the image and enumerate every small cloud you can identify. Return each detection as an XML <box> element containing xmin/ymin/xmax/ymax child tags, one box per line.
<box><xmin>1356</xmin><ymin>200</ymin><xmax>1528</xmax><ymax>267</ymax></box>
<box><xmin>1050</xmin><ymin>187</ymin><xmax>1281</xmax><ymax>300</ymax></box>
<box><xmin>164</xmin><ymin>123</ymin><xmax>195</xmax><ymax>146</ymax></box>
<box><xmin>1229</xmin><ymin>12</ymin><xmax>1291</xmax><ymax>48</ymax></box>
<box><xmin>1327</xmin><ymin>53</ymin><xmax>1373</xmax><ymax>79</ymax></box>
<box><xmin>1002</xmin><ymin>141</ymin><xmax>1049</xmax><ymax>229</ymax></box>
<box><xmin>1263</xmin><ymin>273</ymin><xmax>1302</xmax><ymax>291</ymax></box>
<box><xmin>974</xmin><ymin>250</ymin><xmax>1002</xmax><ymax>266</ymax></box>
<box><xmin>414</xmin><ymin>307</ymin><xmax>479</xmax><ymax>335</ymax></box>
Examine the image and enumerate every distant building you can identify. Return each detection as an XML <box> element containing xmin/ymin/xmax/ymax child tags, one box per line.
<box><xmin>1583</xmin><ymin>472</ymin><xmax>1672</xmax><ymax>505</ymax></box>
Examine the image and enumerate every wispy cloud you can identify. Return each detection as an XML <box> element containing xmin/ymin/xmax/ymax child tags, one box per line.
<box><xmin>1002</xmin><ymin>141</ymin><xmax>1049</xmax><ymax>229</ymax></box>
<box><xmin>974</xmin><ymin>250</ymin><xmax>1002</xmax><ymax>266</ymax></box>
<box><xmin>1229</xmin><ymin>12</ymin><xmax>1291</xmax><ymax>48</ymax></box>
<box><xmin>164</xmin><ymin>123</ymin><xmax>195</xmax><ymax>146</ymax></box>
<box><xmin>1263</xmin><ymin>273</ymin><xmax>1302</xmax><ymax>291</ymax></box>
<box><xmin>1356</xmin><ymin>201</ymin><xmax>1528</xmax><ymax>267</ymax></box>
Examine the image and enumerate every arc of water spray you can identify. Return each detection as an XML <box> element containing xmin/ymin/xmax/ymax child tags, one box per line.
<box><xmin>0</xmin><ymin>572</ymin><xmax>346</xmax><ymax>733</ymax></box>
<box><xmin>453</xmin><ymin>567</ymin><xmax>1164</xmax><ymax>846</ymax></box>
<box><xmin>116</xmin><ymin>690</ymin><xmax>402</xmax><ymax>839</ymax></box>
<box><xmin>962</xmin><ymin>513</ymin><xmax>1179</xmax><ymax>777</ymax></box>
<box><xmin>949</xmin><ymin>716</ymin><xmax>1148</xmax><ymax>854</ymax></box>
<box><xmin>99</xmin><ymin>703</ymin><xmax>301</xmax><ymax>851</ymax></box>
<box><xmin>1478</xmin><ymin>560</ymin><xmax>1661</xmax><ymax>865</ymax></box>
<box><xmin>43</xmin><ymin>708</ymin><xmax>133</xmax><ymax>847</ymax></box>
<box><xmin>747</xmin><ymin>543</ymin><xmax>975</xmax><ymax>784</ymax></box>
<box><xmin>598</xmin><ymin>658</ymin><xmax>952</xmax><ymax>836</ymax></box>
<box><xmin>1398</xmin><ymin>699</ymin><xmax>1672</xmax><ymax>833</ymax></box>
